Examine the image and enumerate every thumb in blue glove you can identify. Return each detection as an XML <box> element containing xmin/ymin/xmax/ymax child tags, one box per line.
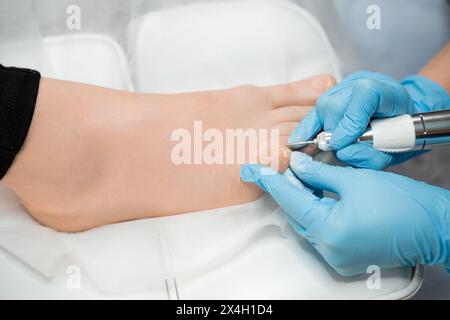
<box><xmin>240</xmin><ymin>152</ymin><xmax>450</xmax><ymax>276</ymax></box>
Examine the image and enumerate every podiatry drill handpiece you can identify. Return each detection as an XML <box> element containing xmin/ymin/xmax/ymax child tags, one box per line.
<box><xmin>287</xmin><ymin>109</ymin><xmax>450</xmax><ymax>153</ymax></box>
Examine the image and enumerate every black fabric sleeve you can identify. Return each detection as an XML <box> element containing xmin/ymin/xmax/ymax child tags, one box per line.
<box><xmin>0</xmin><ymin>64</ymin><xmax>41</xmax><ymax>179</ymax></box>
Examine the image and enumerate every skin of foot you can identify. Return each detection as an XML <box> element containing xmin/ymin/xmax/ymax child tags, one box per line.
<box><xmin>2</xmin><ymin>74</ymin><xmax>336</xmax><ymax>231</ymax></box>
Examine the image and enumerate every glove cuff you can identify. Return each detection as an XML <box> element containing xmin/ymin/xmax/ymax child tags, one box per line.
<box><xmin>400</xmin><ymin>75</ymin><xmax>450</xmax><ymax>113</ymax></box>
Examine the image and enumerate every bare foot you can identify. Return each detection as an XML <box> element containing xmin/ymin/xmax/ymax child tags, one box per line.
<box><xmin>3</xmin><ymin>74</ymin><xmax>335</xmax><ymax>231</ymax></box>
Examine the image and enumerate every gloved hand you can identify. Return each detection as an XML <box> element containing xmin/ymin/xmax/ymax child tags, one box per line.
<box><xmin>240</xmin><ymin>152</ymin><xmax>450</xmax><ymax>276</ymax></box>
<box><xmin>288</xmin><ymin>71</ymin><xmax>450</xmax><ymax>170</ymax></box>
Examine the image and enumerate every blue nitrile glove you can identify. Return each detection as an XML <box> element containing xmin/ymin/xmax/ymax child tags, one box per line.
<box><xmin>288</xmin><ymin>71</ymin><xmax>450</xmax><ymax>170</ymax></box>
<box><xmin>240</xmin><ymin>152</ymin><xmax>450</xmax><ymax>276</ymax></box>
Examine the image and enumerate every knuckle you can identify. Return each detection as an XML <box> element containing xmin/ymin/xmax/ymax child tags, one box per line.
<box><xmin>353</xmin><ymin>78</ymin><xmax>377</xmax><ymax>91</ymax></box>
<box><xmin>316</xmin><ymin>94</ymin><xmax>337</xmax><ymax>114</ymax></box>
<box><xmin>348</xmin><ymin>70</ymin><xmax>370</xmax><ymax>79</ymax></box>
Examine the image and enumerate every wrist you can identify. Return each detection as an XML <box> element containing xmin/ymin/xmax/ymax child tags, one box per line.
<box><xmin>401</xmin><ymin>75</ymin><xmax>450</xmax><ymax>113</ymax></box>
